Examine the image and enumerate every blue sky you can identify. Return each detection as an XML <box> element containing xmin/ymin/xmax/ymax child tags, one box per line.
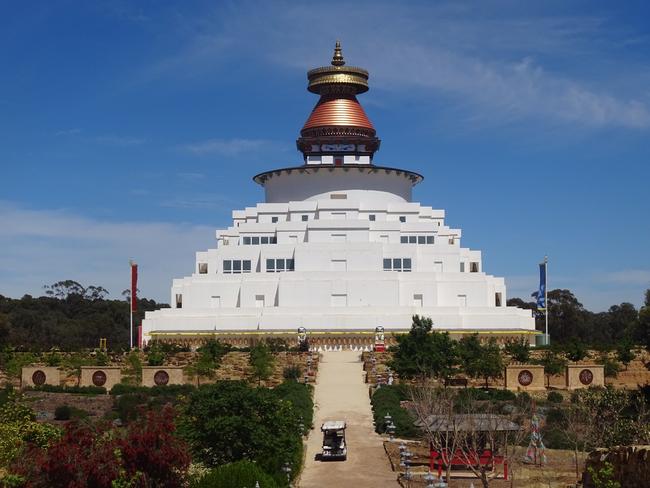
<box><xmin>1</xmin><ymin>0</ymin><xmax>649</xmax><ymax>310</ymax></box>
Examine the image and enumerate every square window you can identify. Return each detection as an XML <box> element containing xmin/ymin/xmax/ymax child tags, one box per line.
<box><xmin>266</xmin><ymin>259</ymin><xmax>275</xmax><ymax>272</ymax></box>
<box><xmin>383</xmin><ymin>258</ymin><xmax>391</xmax><ymax>270</ymax></box>
<box><xmin>470</xmin><ymin>262</ymin><xmax>479</xmax><ymax>273</ymax></box>
<box><xmin>277</xmin><ymin>259</ymin><xmax>285</xmax><ymax>271</ymax></box>
<box><xmin>399</xmin><ymin>216</ymin><xmax>406</xmax><ymax>223</ymax></box>
<box><xmin>403</xmin><ymin>258</ymin><xmax>412</xmax><ymax>271</ymax></box>
<box><xmin>243</xmin><ymin>260</ymin><xmax>251</xmax><ymax>273</ymax></box>
<box><xmin>426</xmin><ymin>236</ymin><xmax>434</xmax><ymax>244</ymax></box>
<box><xmin>286</xmin><ymin>258</ymin><xmax>294</xmax><ymax>271</ymax></box>
<box><xmin>261</xmin><ymin>236</ymin><xmax>269</xmax><ymax>244</ymax></box>
<box><xmin>243</xmin><ymin>237</ymin><xmax>251</xmax><ymax>245</ymax></box>
<box><xmin>271</xmin><ymin>236</ymin><xmax>277</xmax><ymax>244</ymax></box>
<box><xmin>369</xmin><ymin>214</ymin><xmax>376</xmax><ymax>221</ymax></box>
<box><xmin>232</xmin><ymin>260</ymin><xmax>242</xmax><ymax>273</ymax></box>
<box><xmin>198</xmin><ymin>263</ymin><xmax>208</xmax><ymax>274</ymax></box>
<box><xmin>223</xmin><ymin>260</ymin><xmax>232</xmax><ymax>273</ymax></box>
<box><xmin>418</xmin><ymin>236</ymin><xmax>426</xmax><ymax>244</ymax></box>
<box><xmin>400</xmin><ymin>236</ymin><xmax>408</xmax><ymax>244</ymax></box>
<box><xmin>409</xmin><ymin>236</ymin><xmax>417</xmax><ymax>244</ymax></box>
<box><xmin>302</xmin><ymin>215</ymin><xmax>308</xmax><ymax>221</ymax></box>
<box><xmin>272</xmin><ymin>217</ymin><xmax>279</xmax><ymax>223</ymax></box>
<box><xmin>252</xmin><ymin>236</ymin><xmax>260</xmax><ymax>245</ymax></box>
<box><xmin>393</xmin><ymin>258</ymin><xmax>401</xmax><ymax>269</ymax></box>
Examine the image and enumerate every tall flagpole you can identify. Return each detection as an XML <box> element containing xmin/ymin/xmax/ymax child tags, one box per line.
<box><xmin>129</xmin><ymin>259</ymin><xmax>137</xmax><ymax>350</ymax></box>
<box><xmin>544</xmin><ymin>255</ymin><xmax>549</xmax><ymax>346</ymax></box>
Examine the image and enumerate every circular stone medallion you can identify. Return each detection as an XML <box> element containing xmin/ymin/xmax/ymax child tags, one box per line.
<box><xmin>32</xmin><ymin>370</ymin><xmax>46</xmax><ymax>386</ymax></box>
<box><xmin>153</xmin><ymin>370</ymin><xmax>170</xmax><ymax>386</ymax></box>
<box><xmin>579</xmin><ymin>369</ymin><xmax>594</xmax><ymax>385</ymax></box>
<box><xmin>92</xmin><ymin>370</ymin><xmax>107</xmax><ymax>387</ymax></box>
<box><xmin>518</xmin><ymin>369</ymin><xmax>534</xmax><ymax>387</ymax></box>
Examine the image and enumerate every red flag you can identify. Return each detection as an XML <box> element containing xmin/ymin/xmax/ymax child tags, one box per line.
<box><xmin>131</xmin><ymin>262</ymin><xmax>138</xmax><ymax>312</ymax></box>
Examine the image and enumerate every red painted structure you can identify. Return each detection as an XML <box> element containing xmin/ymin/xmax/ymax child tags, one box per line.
<box><xmin>429</xmin><ymin>448</ymin><xmax>508</xmax><ymax>480</ymax></box>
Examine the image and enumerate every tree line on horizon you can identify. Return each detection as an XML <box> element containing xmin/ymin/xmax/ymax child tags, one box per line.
<box><xmin>0</xmin><ymin>280</ymin><xmax>648</xmax><ymax>351</ymax></box>
<box><xmin>508</xmin><ymin>288</ymin><xmax>650</xmax><ymax>347</ymax></box>
<box><xmin>0</xmin><ymin>280</ymin><xmax>168</xmax><ymax>351</ymax></box>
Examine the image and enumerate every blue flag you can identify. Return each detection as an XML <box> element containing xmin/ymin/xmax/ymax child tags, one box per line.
<box><xmin>537</xmin><ymin>262</ymin><xmax>546</xmax><ymax>311</ymax></box>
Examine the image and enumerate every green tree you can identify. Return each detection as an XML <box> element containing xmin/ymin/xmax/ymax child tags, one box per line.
<box><xmin>390</xmin><ymin>315</ymin><xmax>458</xmax><ymax>382</ymax></box>
<box><xmin>539</xmin><ymin>349</ymin><xmax>567</xmax><ymax>388</ymax></box>
<box><xmin>458</xmin><ymin>335</ymin><xmax>503</xmax><ymax>388</ymax></box>
<box><xmin>637</xmin><ymin>289</ymin><xmax>650</xmax><ymax>350</ymax></box>
<box><xmin>179</xmin><ymin>381</ymin><xmax>302</xmax><ymax>483</ymax></box>
<box><xmin>504</xmin><ymin>337</ymin><xmax>530</xmax><ymax>363</ymax></box>
<box><xmin>249</xmin><ymin>342</ymin><xmax>275</xmax><ymax>386</ymax></box>
<box><xmin>615</xmin><ymin>339</ymin><xmax>635</xmax><ymax>370</ymax></box>
<box><xmin>563</xmin><ymin>338</ymin><xmax>589</xmax><ymax>362</ymax></box>
<box><xmin>186</xmin><ymin>351</ymin><xmax>217</xmax><ymax>386</ymax></box>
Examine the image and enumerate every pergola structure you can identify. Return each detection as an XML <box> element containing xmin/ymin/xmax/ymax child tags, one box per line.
<box><xmin>416</xmin><ymin>414</ymin><xmax>520</xmax><ymax>480</ymax></box>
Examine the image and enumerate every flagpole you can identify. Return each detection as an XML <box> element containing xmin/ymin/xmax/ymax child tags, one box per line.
<box><xmin>129</xmin><ymin>259</ymin><xmax>136</xmax><ymax>350</ymax></box>
<box><xmin>129</xmin><ymin>260</ymin><xmax>133</xmax><ymax>350</ymax></box>
<box><xmin>544</xmin><ymin>255</ymin><xmax>549</xmax><ymax>346</ymax></box>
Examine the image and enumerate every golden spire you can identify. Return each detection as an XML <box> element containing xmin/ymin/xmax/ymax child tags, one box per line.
<box><xmin>331</xmin><ymin>40</ymin><xmax>345</xmax><ymax>66</ymax></box>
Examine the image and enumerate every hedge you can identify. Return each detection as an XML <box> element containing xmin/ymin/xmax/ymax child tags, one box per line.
<box><xmin>27</xmin><ymin>384</ymin><xmax>106</xmax><ymax>395</ymax></box>
<box><xmin>190</xmin><ymin>460</ymin><xmax>280</xmax><ymax>488</ymax></box>
<box><xmin>370</xmin><ymin>385</ymin><xmax>420</xmax><ymax>438</ymax></box>
<box><xmin>272</xmin><ymin>380</ymin><xmax>313</xmax><ymax>434</ymax></box>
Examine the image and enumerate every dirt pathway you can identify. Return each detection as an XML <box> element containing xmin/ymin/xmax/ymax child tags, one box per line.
<box><xmin>299</xmin><ymin>350</ymin><xmax>397</xmax><ymax>487</ymax></box>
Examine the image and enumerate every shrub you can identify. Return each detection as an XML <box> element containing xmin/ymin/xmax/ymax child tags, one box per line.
<box><xmin>178</xmin><ymin>381</ymin><xmax>303</xmax><ymax>482</ymax></box>
<box><xmin>44</xmin><ymin>352</ymin><xmax>63</xmax><ymax>367</ymax></box>
<box><xmin>54</xmin><ymin>405</ymin><xmax>71</xmax><ymax>420</ymax></box>
<box><xmin>146</xmin><ymin>344</ymin><xmax>166</xmax><ymax>366</ymax></box>
<box><xmin>598</xmin><ymin>356</ymin><xmax>622</xmax><ymax>378</ymax></box>
<box><xmin>95</xmin><ymin>351</ymin><xmax>109</xmax><ymax>366</ymax></box>
<box><xmin>54</xmin><ymin>404</ymin><xmax>89</xmax><ymax>421</ymax></box>
<box><xmin>547</xmin><ymin>391</ymin><xmax>564</xmax><ymax>403</ymax></box>
<box><xmin>28</xmin><ymin>384</ymin><xmax>106</xmax><ymax>395</ymax></box>
<box><xmin>489</xmin><ymin>389</ymin><xmax>517</xmax><ymax>402</ymax></box>
<box><xmin>191</xmin><ymin>460</ymin><xmax>280</xmax><ymax>488</ymax></box>
<box><xmin>370</xmin><ymin>385</ymin><xmax>419</xmax><ymax>438</ymax></box>
<box><xmin>12</xmin><ymin>405</ymin><xmax>190</xmax><ymax>487</ymax></box>
<box><xmin>272</xmin><ymin>381</ymin><xmax>313</xmax><ymax>433</ymax></box>
<box><xmin>0</xmin><ymin>395</ymin><xmax>61</xmax><ymax>469</ymax></box>
<box><xmin>282</xmin><ymin>365</ymin><xmax>302</xmax><ymax>381</ymax></box>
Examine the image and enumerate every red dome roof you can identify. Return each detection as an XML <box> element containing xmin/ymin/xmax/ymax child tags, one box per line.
<box><xmin>302</xmin><ymin>96</ymin><xmax>374</xmax><ymax>131</ymax></box>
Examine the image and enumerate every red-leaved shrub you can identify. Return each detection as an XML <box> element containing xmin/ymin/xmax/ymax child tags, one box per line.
<box><xmin>13</xmin><ymin>405</ymin><xmax>190</xmax><ymax>487</ymax></box>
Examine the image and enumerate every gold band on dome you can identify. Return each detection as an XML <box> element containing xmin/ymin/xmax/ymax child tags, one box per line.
<box><xmin>307</xmin><ymin>42</ymin><xmax>369</xmax><ymax>94</ymax></box>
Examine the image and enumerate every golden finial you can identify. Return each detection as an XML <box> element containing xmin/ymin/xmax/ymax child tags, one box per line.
<box><xmin>331</xmin><ymin>40</ymin><xmax>345</xmax><ymax>66</ymax></box>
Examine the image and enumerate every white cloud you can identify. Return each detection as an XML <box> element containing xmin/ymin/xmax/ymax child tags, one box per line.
<box><xmin>0</xmin><ymin>202</ymin><xmax>214</xmax><ymax>303</ymax></box>
<box><xmin>181</xmin><ymin>138</ymin><xmax>275</xmax><ymax>156</ymax></box>
<box><xmin>139</xmin><ymin>1</ymin><xmax>650</xmax><ymax>130</ymax></box>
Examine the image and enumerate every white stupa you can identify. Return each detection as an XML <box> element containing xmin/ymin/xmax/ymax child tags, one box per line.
<box><xmin>142</xmin><ymin>43</ymin><xmax>536</xmax><ymax>345</ymax></box>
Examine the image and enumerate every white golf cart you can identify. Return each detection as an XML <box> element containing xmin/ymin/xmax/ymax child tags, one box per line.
<box><xmin>321</xmin><ymin>420</ymin><xmax>347</xmax><ymax>461</ymax></box>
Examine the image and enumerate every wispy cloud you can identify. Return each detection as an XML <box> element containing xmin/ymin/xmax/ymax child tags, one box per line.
<box><xmin>160</xmin><ymin>194</ymin><xmax>236</xmax><ymax>210</ymax></box>
<box><xmin>596</xmin><ymin>269</ymin><xmax>650</xmax><ymax>286</ymax></box>
<box><xmin>0</xmin><ymin>202</ymin><xmax>214</xmax><ymax>302</ymax></box>
<box><xmin>55</xmin><ymin>128</ymin><xmax>82</xmax><ymax>136</ymax></box>
<box><xmin>139</xmin><ymin>1</ymin><xmax>650</xmax><ymax>130</ymax></box>
<box><xmin>91</xmin><ymin>134</ymin><xmax>146</xmax><ymax>146</ymax></box>
<box><xmin>181</xmin><ymin>138</ymin><xmax>275</xmax><ymax>156</ymax></box>
<box><xmin>177</xmin><ymin>172</ymin><xmax>205</xmax><ymax>180</ymax></box>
